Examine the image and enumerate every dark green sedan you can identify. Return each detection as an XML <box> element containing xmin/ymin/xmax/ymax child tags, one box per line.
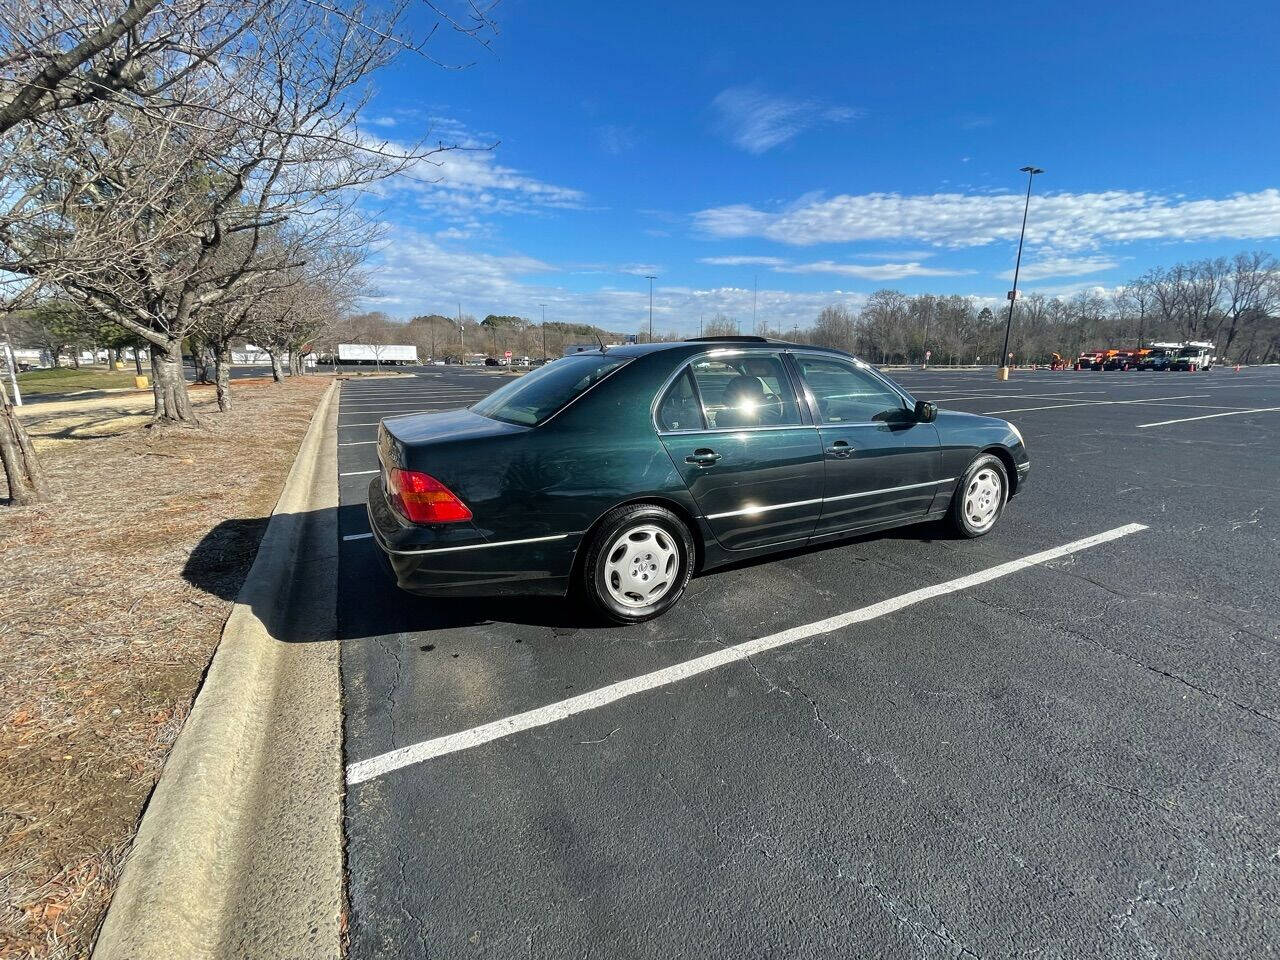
<box><xmin>368</xmin><ymin>337</ymin><xmax>1030</xmax><ymax>623</ymax></box>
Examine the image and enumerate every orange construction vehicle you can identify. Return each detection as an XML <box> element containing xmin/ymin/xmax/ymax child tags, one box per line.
<box><xmin>1074</xmin><ymin>350</ymin><xmax>1105</xmax><ymax>370</ymax></box>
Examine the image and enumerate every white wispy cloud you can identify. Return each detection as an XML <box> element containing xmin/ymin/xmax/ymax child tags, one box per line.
<box><xmin>698</xmin><ymin>256</ymin><xmax>788</xmax><ymax>267</ymax></box>
<box><xmin>368</xmin><ymin>120</ymin><xmax>586</xmax><ymax>219</ymax></box>
<box><xmin>777</xmin><ymin>261</ymin><xmax>975</xmax><ymax>280</ymax></box>
<box><xmin>700</xmin><ymin>255</ymin><xmax>970</xmax><ymax>281</ymax></box>
<box><xmin>598</xmin><ymin>124</ymin><xmax>639</xmax><ymax>154</ymax></box>
<box><xmin>694</xmin><ymin>188</ymin><xmax>1280</xmax><ymax>250</ymax></box>
<box><xmin>711</xmin><ymin>85</ymin><xmax>863</xmax><ymax>154</ymax></box>
<box><xmin>361</xmin><ymin>228</ymin><xmax>867</xmax><ymax>332</ymax></box>
<box><xmin>998</xmin><ymin>255</ymin><xmax>1119</xmax><ymax>282</ymax></box>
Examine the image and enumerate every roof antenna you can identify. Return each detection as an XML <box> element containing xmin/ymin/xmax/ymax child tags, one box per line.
<box><xmin>594</xmin><ymin>331</ymin><xmax>606</xmax><ymax>352</ymax></box>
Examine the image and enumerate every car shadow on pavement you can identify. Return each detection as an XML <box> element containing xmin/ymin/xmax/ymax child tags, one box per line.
<box><xmin>183</xmin><ymin>508</ymin><xmax>962</xmax><ymax>643</ymax></box>
<box><xmin>182</xmin><ymin>509</ymin><xmax>603</xmax><ymax>644</ymax></box>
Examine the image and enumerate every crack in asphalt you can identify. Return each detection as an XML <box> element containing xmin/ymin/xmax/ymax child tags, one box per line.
<box><xmin>372</xmin><ymin>632</ymin><xmax>403</xmax><ymax>750</ymax></box>
<box><xmin>958</xmin><ymin>580</ymin><xmax>1279</xmax><ymax>730</ymax></box>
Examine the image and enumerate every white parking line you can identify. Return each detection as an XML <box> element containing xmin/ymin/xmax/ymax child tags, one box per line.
<box><xmin>930</xmin><ymin>390</ymin><xmax>1106</xmax><ymax>402</ymax></box>
<box><xmin>339</xmin><ymin>440</ymin><xmax>378</xmax><ymax>446</ymax></box>
<box><xmin>343</xmin><ymin>532</ymin><xmax>373</xmax><ymax>541</ymax></box>
<box><xmin>983</xmin><ymin>394</ymin><xmax>1208</xmax><ymax>414</ymax></box>
<box><xmin>338</xmin><ymin>408</ymin><xmax>465</xmax><ymax>414</ymax></box>
<box><xmin>338</xmin><ymin>422</ymin><xmax>386</xmax><ymax>427</ymax></box>
<box><xmin>345</xmin><ymin>522</ymin><xmax>1148</xmax><ymax>785</ymax></box>
<box><xmin>1137</xmin><ymin>406</ymin><xmax>1280</xmax><ymax>428</ymax></box>
<box><xmin>340</xmin><ymin>469</ymin><xmax>379</xmax><ymax>477</ymax></box>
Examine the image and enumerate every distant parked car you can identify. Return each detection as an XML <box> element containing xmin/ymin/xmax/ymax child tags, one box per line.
<box><xmin>367</xmin><ymin>336</ymin><xmax>1030</xmax><ymax>623</ymax></box>
<box><xmin>484</xmin><ymin>357</ymin><xmax>500</xmax><ymax>366</ymax></box>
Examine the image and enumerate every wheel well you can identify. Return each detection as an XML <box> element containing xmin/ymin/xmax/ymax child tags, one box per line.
<box><xmin>570</xmin><ymin>495</ymin><xmax>706</xmax><ymax>583</ymax></box>
<box><xmin>982</xmin><ymin>445</ymin><xmax>1019</xmax><ymax>496</ymax></box>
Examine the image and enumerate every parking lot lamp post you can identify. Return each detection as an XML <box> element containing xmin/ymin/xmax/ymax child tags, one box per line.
<box><xmin>644</xmin><ymin>275</ymin><xmax>656</xmax><ymax>342</ymax></box>
<box><xmin>999</xmin><ymin>165</ymin><xmax>1043</xmax><ymax>381</ymax></box>
<box><xmin>539</xmin><ymin>304</ymin><xmax>547</xmax><ymax>358</ymax></box>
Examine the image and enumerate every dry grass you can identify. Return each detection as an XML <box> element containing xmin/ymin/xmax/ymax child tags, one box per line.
<box><xmin>0</xmin><ymin>376</ymin><xmax>329</xmax><ymax>959</ymax></box>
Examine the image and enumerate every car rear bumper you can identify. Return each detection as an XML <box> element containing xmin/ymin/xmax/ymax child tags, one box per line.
<box><xmin>366</xmin><ymin>478</ymin><xmax>580</xmax><ymax>597</ymax></box>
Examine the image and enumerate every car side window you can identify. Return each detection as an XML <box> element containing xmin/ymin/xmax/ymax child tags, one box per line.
<box><xmin>795</xmin><ymin>356</ymin><xmax>906</xmax><ymax>424</ymax></box>
<box><xmin>656</xmin><ymin>367</ymin><xmax>705</xmax><ymax>431</ymax></box>
<box><xmin>690</xmin><ymin>354</ymin><xmax>801</xmax><ymax>429</ymax></box>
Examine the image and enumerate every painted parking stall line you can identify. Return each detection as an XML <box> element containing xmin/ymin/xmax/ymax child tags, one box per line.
<box><xmin>1137</xmin><ymin>406</ymin><xmax>1280</xmax><ymax>428</ymax></box>
<box><xmin>346</xmin><ymin>522</ymin><xmax>1149</xmax><ymax>785</ymax></box>
<box><xmin>981</xmin><ymin>394</ymin><xmax>1210</xmax><ymax>414</ymax></box>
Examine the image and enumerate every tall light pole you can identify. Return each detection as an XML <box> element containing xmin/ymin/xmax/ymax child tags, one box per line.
<box><xmin>644</xmin><ymin>275</ymin><xmax>656</xmax><ymax>342</ymax></box>
<box><xmin>752</xmin><ymin>275</ymin><xmax>758</xmax><ymax>334</ymax></box>
<box><xmin>539</xmin><ymin>303</ymin><xmax>547</xmax><ymax>358</ymax></box>
<box><xmin>999</xmin><ymin>165</ymin><xmax>1043</xmax><ymax>381</ymax></box>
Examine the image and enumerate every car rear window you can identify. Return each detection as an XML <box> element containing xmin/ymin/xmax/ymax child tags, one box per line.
<box><xmin>471</xmin><ymin>353</ymin><xmax>629</xmax><ymax>426</ymax></box>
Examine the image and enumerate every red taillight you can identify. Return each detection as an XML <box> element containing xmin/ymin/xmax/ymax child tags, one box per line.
<box><xmin>387</xmin><ymin>468</ymin><xmax>473</xmax><ymax>524</ymax></box>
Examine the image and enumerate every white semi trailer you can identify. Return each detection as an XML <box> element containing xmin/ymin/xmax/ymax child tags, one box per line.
<box><xmin>337</xmin><ymin>344</ymin><xmax>419</xmax><ymax>365</ymax></box>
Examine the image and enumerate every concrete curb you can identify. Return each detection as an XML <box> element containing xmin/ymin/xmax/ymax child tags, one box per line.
<box><xmin>94</xmin><ymin>382</ymin><xmax>342</xmax><ymax>960</ymax></box>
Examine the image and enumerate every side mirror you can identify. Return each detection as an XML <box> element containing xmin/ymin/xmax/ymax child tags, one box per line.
<box><xmin>914</xmin><ymin>399</ymin><xmax>937</xmax><ymax>423</ymax></box>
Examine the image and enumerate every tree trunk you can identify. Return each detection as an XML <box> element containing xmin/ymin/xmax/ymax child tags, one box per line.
<box><xmin>191</xmin><ymin>347</ymin><xmax>209</xmax><ymax>384</ymax></box>
<box><xmin>268</xmin><ymin>351</ymin><xmax>285</xmax><ymax>382</ymax></box>
<box><xmin>0</xmin><ymin>378</ymin><xmax>49</xmax><ymax>505</ymax></box>
<box><xmin>214</xmin><ymin>344</ymin><xmax>233</xmax><ymax>412</ymax></box>
<box><xmin>149</xmin><ymin>341</ymin><xmax>198</xmax><ymax>424</ymax></box>
<box><xmin>71</xmin><ymin>351</ymin><xmax>80</xmax><ymax>369</ymax></box>
<box><xmin>133</xmin><ymin>348</ymin><xmax>144</xmax><ymax>375</ymax></box>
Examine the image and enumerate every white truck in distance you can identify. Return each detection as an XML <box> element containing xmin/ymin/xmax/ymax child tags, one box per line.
<box><xmin>337</xmin><ymin>344</ymin><xmax>418</xmax><ymax>365</ymax></box>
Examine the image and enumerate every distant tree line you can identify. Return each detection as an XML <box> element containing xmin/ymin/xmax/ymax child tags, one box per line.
<box><xmin>679</xmin><ymin>252</ymin><xmax>1280</xmax><ymax>365</ymax></box>
<box><xmin>337</xmin><ymin>311</ymin><xmax>629</xmax><ymax>361</ymax></box>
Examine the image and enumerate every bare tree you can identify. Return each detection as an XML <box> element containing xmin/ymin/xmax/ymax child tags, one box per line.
<box><xmin>1218</xmin><ymin>251</ymin><xmax>1278</xmax><ymax>359</ymax></box>
<box><xmin>1</xmin><ymin>0</ymin><xmax>496</xmax><ymax>425</ymax></box>
<box><xmin>810</xmin><ymin>305</ymin><xmax>857</xmax><ymax>352</ymax></box>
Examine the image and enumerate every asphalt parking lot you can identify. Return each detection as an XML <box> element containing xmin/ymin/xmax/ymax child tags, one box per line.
<box><xmin>336</xmin><ymin>364</ymin><xmax>1280</xmax><ymax>959</ymax></box>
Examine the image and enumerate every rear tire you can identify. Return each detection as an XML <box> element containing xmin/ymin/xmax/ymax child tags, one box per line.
<box><xmin>946</xmin><ymin>454</ymin><xmax>1009</xmax><ymax>538</ymax></box>
<box><xmin>580</xmin><ymin>504</ymin><xmax>694</xmax><ymax>624</ymax></box>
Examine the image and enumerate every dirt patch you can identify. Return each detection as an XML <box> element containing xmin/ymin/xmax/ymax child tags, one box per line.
<box><xmin>0</xmin><ymin>376</ymin><xmax>329</xmax><ymax>959</ymax></box>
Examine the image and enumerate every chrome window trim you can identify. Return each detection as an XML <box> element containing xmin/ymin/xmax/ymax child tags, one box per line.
<box><xmin>659</xmin><ymin>424</ymin><xmax>818</xmax><ymax>437</ymax></box>
<box><xmin>701</xmin><ymin>478</ymin><xmax>956</xmax><ymax>521</ymax></box>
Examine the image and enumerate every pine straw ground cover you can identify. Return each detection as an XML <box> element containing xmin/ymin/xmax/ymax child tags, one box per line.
<box><xmin>0</xmin><ymin>376</ymin><xmax>329</xmax><ymax>959</ymax></box>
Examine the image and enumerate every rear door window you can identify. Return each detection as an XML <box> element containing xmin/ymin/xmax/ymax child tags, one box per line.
<box><xmin>690</xmin><ymin>353</ymin><xmax>801</xmax><ymax>429</ymax></box>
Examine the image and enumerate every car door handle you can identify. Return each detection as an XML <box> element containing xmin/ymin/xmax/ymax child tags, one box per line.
<box><xmin>685</xmin><ymin>448</ymin><xmax>722</xmax><ymax>466</ymax></box>
<box><xmin>826</xmin><ymin>440</ymin><xmax>853</xmax><ymax>458</ymax></box>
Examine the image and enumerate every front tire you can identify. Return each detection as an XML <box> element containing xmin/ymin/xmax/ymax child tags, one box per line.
<box><xmin>947</xmin><ymin>454</ymin><xmax>1009</xmax><ymax>538</ymax></box>
<box><xmin>581</xmin><ymin>504</ymin><xmax>695</xmax><ymax>624</ymax></box>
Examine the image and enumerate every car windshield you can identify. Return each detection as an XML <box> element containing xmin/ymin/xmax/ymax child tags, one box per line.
<box><xmin>471</xmin><ymin>353</ymin><xmax>629</xmax><ymax>426</ymax></box>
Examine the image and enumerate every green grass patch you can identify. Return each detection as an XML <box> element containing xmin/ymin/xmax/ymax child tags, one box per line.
<box><xmin>16</xmin><ymin>366</ymin><xmax>146</xmax><ymax>396</ymax></box>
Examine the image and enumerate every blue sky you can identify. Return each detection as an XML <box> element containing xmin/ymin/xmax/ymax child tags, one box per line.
<box><xmin>357</xmin><ymin>0</ymin><xmax>1280</xmax><ymax>333</ymax></box>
